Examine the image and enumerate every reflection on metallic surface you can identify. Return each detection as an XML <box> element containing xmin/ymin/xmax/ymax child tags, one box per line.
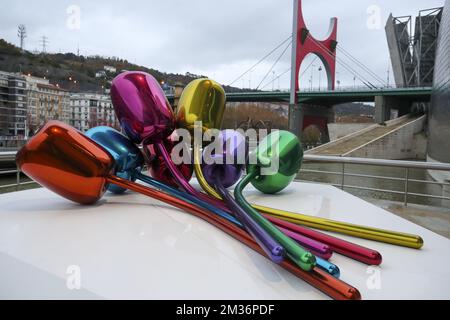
<box><xmin>267</xmin><ymin>215</ymin><xmax>382</xmax><ymax>265</ymax></box>
<box><xmin>16</xmin><ymin>121</ymin><xmax>114</xmax><ymax>204</ymax></box>
<box><xmin>85</xmin><ymin>126</ymin><xmax>145</xmax><ymax>194</ymax></box>
<box><xmin>202</xmin><ymin>129</ymin><xmax>245</xmax><ymax>188</ymax></box>
<box><xmin>111</xmin><ymin>71</ymin><xmax>175</xmax><ymax>145</ymax></box>
<box><xmin>175</xmin><ymin>78</ymin><xmax>226</xmax><ymax>133</ymax></box>
<box><xmin>258</xmin><ymin>205</ymin><xmax>424</xmax><ymax>249</ymax></box>
<box><xmin>247</xmin><ymin>130</ymin><xmax>303</xmax><ymax>194</ymax></box>
<box><xmin>234</xmin><ymin>131</ymin><xmax>316</xmax><ymax>272</ymax></box>
<box><xmin>176</xmin><ymin>79</ymin><xmax>228</xmax><ymax>199</ymax></box>
<box><xmin>144</xmin><ymin>132</ymin><xmax>193</xmax><ymax>188</ymax></box>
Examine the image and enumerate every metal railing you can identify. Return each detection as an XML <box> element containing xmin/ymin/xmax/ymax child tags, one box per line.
<box><xmin>2</xmin><ymin>151</ymin><xmax>450</xmax><ymax>206</ymax></box>
<box><xmin>0</xmin><ymin>151</ymin><xmax>37</xmax><ymax>191</ymax></box>
<box><xmin>300</xmin><ymin>155</ymin><xmax>450</xmax><ymax>206</ymax></box>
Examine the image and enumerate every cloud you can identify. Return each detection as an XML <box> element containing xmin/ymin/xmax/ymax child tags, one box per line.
<box><xmin>0</xmin><ymin>0</ymin><xmax>445</xmax><ymax>89</ymax></box>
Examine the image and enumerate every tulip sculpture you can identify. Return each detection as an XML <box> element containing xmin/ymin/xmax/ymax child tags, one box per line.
<box><xmin>16</xmin><ymin>120</ymin><xmax>360</xmax><ymax>300</ymax></box>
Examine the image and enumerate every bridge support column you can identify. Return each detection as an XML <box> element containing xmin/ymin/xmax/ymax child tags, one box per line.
<box><xmin>289</xmin><ymin>104</ymin><xmax>333</xmax><ymax>144</ymax></box>
<box><xmin>375</xmin><ymin>96</ymin><xmax>412</xmax><ymax>124</ymax></box>
<box><xmin>289</xmin><ymin>104</ymin><xmax>304</xmax><ymax>138</ymax></box>
<box><xmin>375</xmin><ymin>96</ymin><xmax>390</xmax><ymax>124</ymax></box>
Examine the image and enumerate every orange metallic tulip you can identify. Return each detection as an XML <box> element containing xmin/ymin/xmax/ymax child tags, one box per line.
<box><xmin>16</xmin><ymin>121</ymin><xmax>114</xmax><ymax>204</ymax></box>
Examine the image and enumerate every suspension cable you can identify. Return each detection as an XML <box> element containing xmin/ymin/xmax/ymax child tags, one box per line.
<box><xmin>256</xmin><ymin>40</ymin><xmax>292</xmax><ymax>90</ymax></box>
<box><xmin>308</xmin><ymin>36</ymin><xmax>378</xmax><ymax>89</ymax></box>
<box><xmin>337</xmin><ymin>45</ymin><xmax>387</xmax><ymax>86</ymax></box>
<box><xmin>228</xmin><ymin>35</ymin><xmax>292</xmax><ymax>86</ymax></box>
<box><xmin>260</xmin><ymin>67</ymin><xmax>291</xmax><ymax>90</ymax></box>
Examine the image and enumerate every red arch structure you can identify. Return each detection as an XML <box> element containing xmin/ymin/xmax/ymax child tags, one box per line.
<box><xmin>293</xmin><ymin>0</ymin><xmax>338</xmax><ymax>95</ymax></box>
<box><xmin>290</xmin><ymin>0</ymin><xmax>338</xmax><ymax>142</ymax></box>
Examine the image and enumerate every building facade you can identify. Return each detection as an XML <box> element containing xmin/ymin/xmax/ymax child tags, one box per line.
<box><xmin>70</xmin><ymin>93</ymin><xmax>120</xmax><ymax>132</ymax></box>
<box><xmin>0</xmin><ymin>71</ymin><xmax>27</xmax><ymax>137</ymax></box>
<box><xmin>0</xmin><ymin>71</ymin><xmax>120</xmax><ymax>149</ymax></box>
<box><xmin>26</xmin><ymin>76</ymin><xmax>71</xmax><ymax>136</ymax></box>
<box><xmin>386</xmin><ymin>7</ymin><xmax>443</xmax><ymax>87</ymax></box>
<box><xmin>429</xmin><ymin>0</ymin><xmax>450</xmax><ymax>168</ymax></box>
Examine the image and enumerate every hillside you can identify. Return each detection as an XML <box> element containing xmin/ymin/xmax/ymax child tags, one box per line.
<box><xmin>0</xmin><ymin>38</ymin><xmax>242</xmax><ymax>93</ymax></box>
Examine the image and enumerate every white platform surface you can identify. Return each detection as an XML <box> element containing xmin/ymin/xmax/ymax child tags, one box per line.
<box><xmin>0</xmin><ymin>181</ymin><xmax>449</xmax><ymax>300</ymax></box>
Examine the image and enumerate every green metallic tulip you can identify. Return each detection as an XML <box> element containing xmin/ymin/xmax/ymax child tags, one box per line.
<box><xmin>176</xmin><ymin>78</ymin><xmax>226</xmax><ymax>133</ymax></box>
<box><xmin>247</xmin><ymin>130</ymin><xmax>303</xmax><ymax>194</ymax></box>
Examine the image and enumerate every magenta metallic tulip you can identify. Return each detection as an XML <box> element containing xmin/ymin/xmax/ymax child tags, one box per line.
<box><xmin>110</xmin><ymin>71</ymin><xmax>175</xmax><ymax>145</ymax></box>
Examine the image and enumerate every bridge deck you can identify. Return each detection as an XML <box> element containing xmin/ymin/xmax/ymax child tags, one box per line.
<box><xmin>166</xmin><ymin>87</ymin><xmax>432</xmax><ymax>104</ymax></box>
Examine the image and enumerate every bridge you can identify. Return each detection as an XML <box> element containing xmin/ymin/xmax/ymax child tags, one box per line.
<box><xmin>167</xmin><ymin>86</ymin><xmax>431</xmax><ymax>143</ymax></box>
<box><xmin>167</xmin><ymin>87</ymin><xmax>431</xmax><ymax>104</ymax></box>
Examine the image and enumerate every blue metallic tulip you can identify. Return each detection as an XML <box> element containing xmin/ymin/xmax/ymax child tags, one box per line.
<box><xmin>85</xmin><ymin>126</ymin><xmax>144</xmax><ymax>194</ymax></box>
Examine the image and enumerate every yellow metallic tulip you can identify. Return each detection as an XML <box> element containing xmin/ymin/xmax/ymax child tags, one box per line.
<box><xmin>176</xmin><ymin>78</ymin><xmax>226</xmax><ymax>199</ymax></box>
<box><xmin>176</xmin><ymin>78</ymin><xmax>226</xmax><ymax>133</ymax></box>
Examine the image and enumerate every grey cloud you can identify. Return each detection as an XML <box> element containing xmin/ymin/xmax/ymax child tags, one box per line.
<box><xmin>0</xmin><ymin>0</ymin><xmax>445</xmax><ymax>88</ymax></box>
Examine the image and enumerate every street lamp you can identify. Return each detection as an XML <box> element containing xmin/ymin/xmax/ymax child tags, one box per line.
<box><xmin>272</xmin><ymin>71</ymin><xmax>276</xmax><ymax>91</ymax></box>
<box><xmin>318</xmin><ymin>66</ymin><xmax>323</xmax><ymax>91</ymax></box>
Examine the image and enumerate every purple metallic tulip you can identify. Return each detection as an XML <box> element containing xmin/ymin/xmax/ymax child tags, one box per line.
<box><xmin>202</xmin><ymin>129</ymin><xmax>245</xmax><ymax>188</ymax></box>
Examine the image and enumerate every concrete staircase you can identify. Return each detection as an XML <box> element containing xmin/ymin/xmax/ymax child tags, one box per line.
<box><xmin>306</xmin><ymin>115</ymin><xmax>424</xmax><ymax>157</ymax></box>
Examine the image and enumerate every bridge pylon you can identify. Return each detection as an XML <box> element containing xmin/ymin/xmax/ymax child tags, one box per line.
<box><xmin>289</xmin><ymin>0</ymin><xmax>338</xmax><ymax>142</ymax></box>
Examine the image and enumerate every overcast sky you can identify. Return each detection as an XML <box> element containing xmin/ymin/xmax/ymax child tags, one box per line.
<box><xmin>0</xmin><ymin>0</ymin><xmax>445</xmax><ymax>90</ymax></box>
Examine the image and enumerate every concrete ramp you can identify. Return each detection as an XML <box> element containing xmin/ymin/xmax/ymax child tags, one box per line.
<box><xmin>306</xmin><ymin>115</ymin><xmax>426</xmax><ymax>159</ymax></box>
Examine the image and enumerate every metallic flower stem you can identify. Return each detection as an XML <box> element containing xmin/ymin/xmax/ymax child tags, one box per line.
<box><xmin>234</xmin><ymin>171</ymin><xmax>316</xmax><ymax>271</ymax></box>
<box><xmin>315</xmin><ymin>257</ymin><xmax>341</xmax><ymax>278</ymax></box>
<box><xmin>194</xmin><ymin>141</ymin><xmax>223</xmax><ymax>199</ymax></box>
<box><xmin>156</xmin><ymin>142</ymin><xmax>230</xmax><ymax>212</ymax></box>
<box><xmin>135</xmin><ymin>171</ymin><xmax>240</xmax><ymax>225</ymax></box>
<box><xmin>277</xmin><ymin>226</ymin><xmax>332</xmax><ymax>260</ymax></box>
<box><xmin>214</xmin><ymin>176</ymin><xmax>285</xmax><ymax>263</ymax></box>
<box><xmin>266</xmin><ymin>215</ymin><xmax>382</xmax><ymax>265</ymax></box>
<box><xmin>255</xmin><ymin>204</ymin><xmax>424</xmax><ymax>249</ymax></box>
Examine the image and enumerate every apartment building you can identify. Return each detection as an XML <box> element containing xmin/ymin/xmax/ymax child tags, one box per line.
<box><xmin>26</xmin><ymin>76</ymin><xmax>71</xmax><ymax>135</ymax></box>
<box><xmin>0</xmin><ymin>71</ymin><xmax>27</xmax><ymax>137</ymax></box>
<box><xmin>70</xmin><ymin>93</ymin><xmax>120</xmax><ymax>132</ymax></box>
